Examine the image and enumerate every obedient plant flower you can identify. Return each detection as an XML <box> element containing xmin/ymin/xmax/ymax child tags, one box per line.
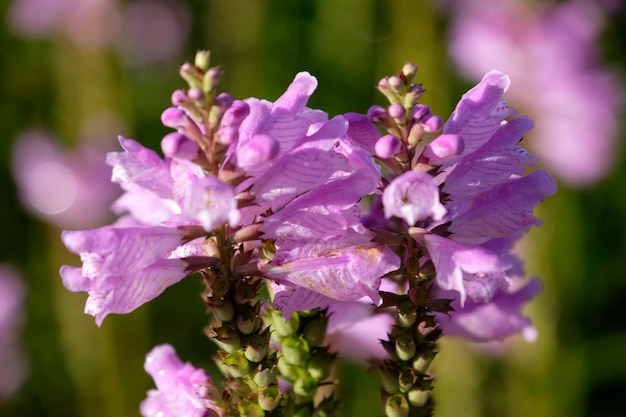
<box><xmin>59</xmin><ymin>51</ymin><xmax>554</xmax><ymax>417</ymax></box>
<box><xmin>446</xmin><ymin>0</ymin><xmax>623</xmax><ymax>186</ymax></box>
<box><xmin>141</xmin><ymin>344</ymin><xmax>220</xmax><ymax>417</ymax></box>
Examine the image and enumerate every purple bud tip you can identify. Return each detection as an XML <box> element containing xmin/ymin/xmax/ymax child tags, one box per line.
<box><xmin>216</xmin><ymin>126</ymin><xmax>237</xmax><ymax>145</ymax></box>
<box><xmin>388</xmin><ymin>103</ymin><xmax>406</xmax><ymax>119</ymax></box>
<box><xmin>171</xmin><ymin>89</ymin><xmax>188</xmax><ymax>106</ymax></box>
<box><xmin>161</xmin><ymin>108</ymin><xmax>187</xmax><ymax>128</ymax></box>
<box><xmin>215</xmin><ymin>93</ymin><xmax>234</xmax><ymax>110</ymax></box>
<box><xmin>161</xmin><ymin>132</ymin><xmax>199</xmax><ymax>160</ymax></box>
<box><xmin>423</xmin><ymin>134</ymin><xmax>464</xmax><ymax>165</ymax></box>
<box><xmin>375</xmin><ymin>135</ymin><xmax>403</xmax><ymax>159</ymax></box>
<box><xmin>188</xmin><ymin>87</ymin><xmax>205</xmax><ymax>102</ymax></box>
<box><xmin>221</xmin><ymin>100</ymin><xmax>250</xmax><ymax>128</ymax></box>
<box><xmin>422</xmin><ymin>115</ymin><xmax>443</xmax><ymax>133</ymax></box>
<box><xmin>411</xmin><ymin>104</ymin><xmax>431</xmax><ymax>121</ymax></box>
<box><xmin>236</xmin><ymin>134</ymin><xmax>279</xmax><ymax>170</ymax></box>
<box><xmin>367</xmin><ymin>105</ymin><xmax>387</xmax><ymax>123</ymax></box>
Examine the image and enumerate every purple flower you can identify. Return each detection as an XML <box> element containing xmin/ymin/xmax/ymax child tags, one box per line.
<box><xmin>447</xmin><ymin>0</ymin><xmax>623</xmax><ymax>186</ymax></box>
<box><xmin>60</xmin><ymin>226</ymin><xmax>194</xmax><ymax>325</ymax></box>
<box><xmin>181</xmin><ymin>176</ymin><xmax>240</xmax><ymax>231</ymax></box>
<box><xmin>382</xmin><ymin>171</ymin><xmax>447</xmax><ymax>225</ymax></box>
<box><xmin>436</xmin><ymin>278</ymin><xmax>542</xmax><ymax>342</ymax></box>
<box><xmin>141</xmin><ymin>344</ymin><xmax>218</xmax><ymax>417</ymax></box>
<box><xmin>11</xmin><ymin>130</ymin><xmax>120</xmax><ymax>229</ymax></box>
<box><xmin>423</xmin><ymin>234</ymin><xmax>511</xmax><ymax>306</ymax></box>
<box><xmin>0</xmin><ymin>265</ymin><xmax>27</xmax><ymax>400</ymax></box>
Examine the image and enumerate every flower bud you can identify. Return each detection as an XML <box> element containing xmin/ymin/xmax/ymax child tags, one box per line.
<box><xmin>180</xmin><ymin>62</ymin><xmax>202</xmax><ymax>89</ymax></box>
<box><xmin>222</xmin><ymin>351</ymin><xmax>250</xmax><ymax>378</ymax></box>
<box><xmin>303</xmin><ymin>315</ymin><xmax>329</xmax><ymax>347</ymax></box>
<box><xmin>385</xmin><ymin>394</ymin><xmax>409</xmax><ymax>417</ymax></box>
<box><xmin>237</xmin><ymin>305</ymin><xmax>260</xmax><ymax>335</ymax></box>
<box><xmin>401</xmin><ymin>62</ymin><xmax>418</xmax><ymax>83</ymax></box>
<box><xmin>397</xmin><ymin>301</ymin><xmax>417</xmax><ymax>328</ymax></box>
<box><xmin>161</xmin><ymin>107</ymin><xmax>187</xmax><ymax>129</ymax></box>
<box><xmin>171</xmin><ymin>89</ymin><xmax>188</xmax><ymax>106</ymax></box>
<box><xmin>395</xmin><ymin>335</ymin><xmax>416</xmax><ymax>361</ymax></box>
<box><xmin>161</xmin><ymin>132</ymin><xmax>199</xmax><ymax>160</ymax></box>
<box><xmin>253</xmin><ymin>366</ymin><xmax>276</xmax><ymax>388</ymax></box>
<box><xmin>375</xmin><ymin>135</ymin><xmax>402</xmax><ymax>159</ymax></box>
<box><xmin>194</xmin><ymin>50</ymin><xmax>211</xmax><ymax>71</ymax></box>
<box><xmin>412</xmin><ymin>349</ymin><xmax>435</xmax><ymax>374</ymax></box>
<box><xmin>277</xmin><ymin>355</ymin><xmax>301</xmax><ymax>381</ymax></box>
<box><xmin>423</xmin><ymin>133</ymin><xmax>464</xmax><ymax>165</ymax></box>
<box><xmin>207</xmin><ymin>325</ymin><xmax>241</xmax><ymax>353</ymax></box>
<box><xmin>188</xmin><ymin>87</ymin><xmax>205</xmax><ymax>102</ymax></box>
<box><xmin>236</xmin><ymin>134</ymin><xmax>279</xmax><ymax>171</ymax></box>
<box><xmin>245</xmin><ymin>335</ymin><xmax>269</xmax><ymax>363</ymax></box>
<box><xmin>281</xmin><ymin>336</ymin><xmax>310</xmax><ymax>366</ymax></box>
<box><xmin>203</xmin><ymin>66</ymin><xmax>222</xmax><ymax>96</ymax></box>
<box><xmin>422</xmin><ymin>115</ymin><xmax>442</xmax><ymax>133</ymax></box>
<box><xmin>367</xmin><ymin>105</ymin><xmax>388</xmax><ymax>123</ymax></box>
<box><xmin>388</xmin><ymin>103</ymin><xmax>406</xmax><ymax>119</ymax></box>
<box><xmin>271</xmin><ymin>310</ymin><xmax>300</xmax><ymax>338</ymax></box>
<box><xmin>258</xmin><ymin>385</ymin><xmax>281</xmax><ymax>411</ymax></box>
<box><xmin>221</xmin><ymin>100</ymin><xmax>250</xmax><ymax>128</ymax></box>
<box><xmin>407</xmin><ymin>388</ymin><xmax>430</xmax><ymax>408</ymax></box>
<box><xmin>293</xmin><ymin>374</ymin><xmax>317</xmax><ymax>403</ymax></box>
<box><xmin>307</xmin><ymin>351</ymin><xmax>334</xmax><ymax>381</ymax></box>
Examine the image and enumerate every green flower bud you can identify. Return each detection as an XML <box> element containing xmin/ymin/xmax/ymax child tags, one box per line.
<box><xmin>179</xmin><ymin>62</ymin><xmax>202</xmax><ymax>89</ymax></box>
<box><xmin>253</xmin><ymin>366</ymin><xmax>276</xmax><ymax>388</ymax></box>
<box><xmin>303</xmin><ymin>315</ymin><xmax>329</xmax><ymax>347</ymax></box>
<box><xmin>222</xmin><ymin>351</ymin><xmax>250</xmax><ymax>378</ymax></box>
<box><xmin>412</xmin><ymin>349</ymin><xmax>435</xmax><ymax>374</ymax></box>
<box><xmin>385</xmin><ymin>394</ymin><xmax>409</xmax><ymax>417</ymax></box>
<box><xmin>282</xmin><ymin>336</ymin><xmax>310</xmax><ymax>366</ymax></box>
<box><xmin>407</xmin><ymin>387</ymin><xmax>431</xmax><ymax>408</ymax></box>
<box><xmin>258</xmin><ymin>385</ymin><xmax>281</xmax><ymax>411</ymax></box>
<box><xmin>237</xmin><ymin>305</ymin><xmax>260</xmax><ymax>335</ymax></box>
<box><xmin>307</xmin><ymin>350</ymin><xmax>334</xmax><ymax>381</ymax></box>
<box><xmin>194</xmin><ymin>50</ymin><xmax>211</xmax><ymax>72</ymax></box>
<box><xmin>395</xmin><ymin>336</ymin><xmax>416</xmax><ymax>361</ymax></box>
<box><xmin>398</xmin><ymin>369</ymin><xmax>416</xmax><ymax>393</ymax></box>
<box><xmin>203</xmin><ymin>66</ymin><xmax>222</xmax><ymax>98</ymax></box>
<box><xmin>293</xmin><ymin>374</ymin><xmax>317</xmax><ymax>403</ymax></box>
<box><xmin>207</xmin><ymin>325</ymin><xmax>241</xmax><ymax>353</ymax></box>
<box><xmin>277</xmin><ymin>355</ymin><xmax>301</xmax><ymax>382</ymax></box>
<box><xmin>397</xmin><ymin>301</ymin><xmax>417</xmax><ymax>328</ymax></box>
<box><xmin>271</xmin><ymin>310</ymin><xmax>300</xmax><ymax>338</ymax></box>
<box><xmin>245</xmin><ymin>335</ymin><xmax>269</xmax><ymax>363</ymax></box>
<box><xmin>237</xmin><ymin>400</ymin><xmax>265</xmax><ymax>417</ymax></box>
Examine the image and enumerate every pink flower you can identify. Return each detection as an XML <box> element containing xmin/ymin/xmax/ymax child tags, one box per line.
<box><xmin>447</xmin><ymin>0</ymin><xmax>623</xmax><ymax>186</ymax></box>
<box><xmin>382</xmin><ymin>171</ymin><xmax>447</xmax><ymax>225</ymax></box>
<box><xmin>141</xmin><ymin>344</ymin><xmax>218</xmax><ymax>417</ymax></box>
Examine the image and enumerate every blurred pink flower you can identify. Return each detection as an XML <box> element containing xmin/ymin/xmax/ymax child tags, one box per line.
<box><xmin>446</xmin><ymin>0</ymin><xmax>623</xmax><ymax>186</ymax></box>
<box><xmin>8</xmin><ymin>0</ymin><xmax>190</xmax><ymax>62</ymax></box>
<box><xmin>0</xmin><ymin>264</ymin><xmax>27</xmax><ymax>400</ymax></box>
<box><xmin>11</xmin><ymin>130</ymin><xmax>120</xmax><ymax>229</ymax></box>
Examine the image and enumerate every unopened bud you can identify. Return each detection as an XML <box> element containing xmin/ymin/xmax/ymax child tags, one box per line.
<box><xmin>293</xmin><ymin>374</ymin><xmax>317</xmax><ymax>403</ymax></box>
<box><xmin>282</xmin><ymin>336</ymin><xmax>310</xmax><ymax>366</ymax></box>
<box><xmin>271</xmin><ymin>310</ymin><xmax>300</xmax><ymax>338</ymax></box>
<box><xmin>385</xmin><ymin>394</ymin><xmax>409</xmax><ymax>417</ymax></box>
<box><xmin>303</xmin><ymin>315</ymin><xmax>329</xmax><ymax>347</ymax></box>
<box><xmin>222</xmin><ymin>351</ymin><xmax>250</xmax><ymax>378</ymax></box>
<box><xmin>407</xmin><ymin>388</ymin><xmax>430</xmax><ymax>408</ymax></box>
<box><xmin>388</xmin><ymin>103</ymin><xmax>406</xmax><ymax>119</ymax></box>
<box><xmin>276</xmin><ymin>355</ymin><xmax>300</xmax><ymax>381</ymax></box>
<box><xmin>161</xmin><ymin>107</ymin><xmax>187</xmax><ymax>129</ymax></box>
<box><xmin>194</xmin><ymin>50</ymin><xmax>211</xmax><ymax>71</ymax></box>
<box><xmin>367</xmin><ymin>105</ymin><xmax>388</xmax><ymax>123</ymax></box>
<box><xmin>412</xmin><ymin>349</ymin><xmax>435</xmax><ymax>374</ymax></box>
<box><xmin>397</xmin><ymin>301</ymin><xmax>417</xmax><ymax>328</ymax></box>
<box><xmin>258</xmin><ymin>385</ymin><xmax>281</xmax><ymax>411</ymax></box>
<box><xmin>180</xmin><ymin>62</ymin><xmax>202</xmax><ymax>89</ymax></box>
<box><xmin>221</xmin><ymin>100</ymin><xmax>250</xmax><ymax>128</ymax></box>
<box><xmin>208</xmin><ymin>325</ymin><xmax>241</xmax><ymax>353</ymax></box>
<box><xmin>161</xmin><ymin>132</ymin><xmax>199</xmax><ymax>160</ymax></box>
<box><xmin>423</xmin><ymin>133</ymin><xmax>464</xmax><ymax>165</ymax></box>
<box><xmin>188</xmin><ymin>87</ymin><xmax>205</xmax><ymax>102</ymax></box>
<box><xmin>395</xmin><ymin>336</ymin><xmax>416</xmax><ymax>361</ymax></box>
<box><xmin>203</xmin><ymin>67</ymin><xmax>222</xmax><ymax>97</ymax></box>
<box><xmin>307</xmin><ymin>351</ymin><xmax>334</xmax><ymax>381</ymax></box>
<box><xmin>422</xmin><ymin>115</ymin><xmax>442</xmax><ymax>133</ymax></box>
<box><xmin>375</xmin><ymin>135</ymin><xmax>402</xmax><ymax>159</ymax></box>
<box><xmin>171</xmin><ymin>89</ymin><xmax>188</xmax><ymax>106</ymax></box>
<box><xmin>245</xmin><ymin>335</ymin><xmax>269</xmax><ymax>363</ymax></box>
<box><xmin>401</xmin><ymin>62</ymin><xmax>418</xmax><ymax>83</ymax></box>
<box><xmin>253</xmin><ymin>366</ymin><xmax>276</xmax><ymax>388</ymax></box>
<box><xmin>236</xmin><ymin>134</ymin><xmax>279</xmax><ymax>171</ymax></box>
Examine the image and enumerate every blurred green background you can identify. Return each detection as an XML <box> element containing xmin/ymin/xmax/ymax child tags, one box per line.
<box><xmin>0</xmin><ymin>1</ymin><xmax>625</xmax><ymax>416</ymax></box>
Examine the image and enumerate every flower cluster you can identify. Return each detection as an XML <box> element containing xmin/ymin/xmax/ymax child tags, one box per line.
<box><xmin>60</xmin><ymin>52</ymin><xmax>554</xmax><ymax>416</ymax></box>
